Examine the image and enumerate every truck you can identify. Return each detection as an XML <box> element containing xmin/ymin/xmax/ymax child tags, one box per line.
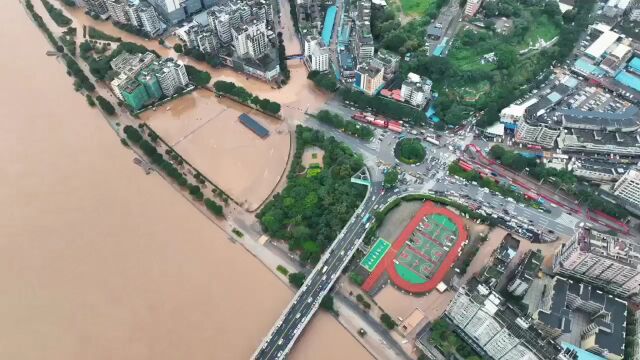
<box><xmin>426</xmin><ymin>137</ymin><xmax>440</xmax><ymax>146</ymax></box>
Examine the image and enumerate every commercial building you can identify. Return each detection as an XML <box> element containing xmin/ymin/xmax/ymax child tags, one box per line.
<box><xmin>557</xmin><ymin>128</ymin><xmax>640</xmax><ymax>157</ymax></box>
<box><xmin>507</xmin><ymin>250</ymin><xmax>544</xmax><ymax>297</ymax></box>
<box><xmin>354</xmin><ymin>62</ymin><xmax>384</xmax><ymax>96</ymax></box>
<box><xmin>400</xmin><ymin>73</ymin><xmax>432</xmax><ymax>108</ymax></box>
<box><xmin>514</xmin><ymin>122</ymin><xmax>561</xmax><ymax>148</ymax></box>
<box><xmin>613</xmin><ymin>169</ymin><xmax>640</xmax><ymax>208</ymax></box>
<box><xmin>304</xmin><ymin>36</ymin><xmax>330</xmax><ymax>72</ymax></box>
<box><xmin>446</xmin><ymin>279</ymin><xmax>571</xmax><ymax>360</ymax></box>
<box><xmin>554</xmin><ymin>226</ymin><xmax>640</xmax><ymax>297</ymax></box>
<box><xmin>464</xmin><ymin>0</ymin><xmax>482</xmax><ymax>18</ymax></box>
<box><xmin>148</xmin><ymin>0</ymin><xmax>205</xmax><ymax>23</ymax></box>
<box><xmin>532</xmin><ymin>276</ymin><xmax>626</xmax><ymax>360</ymax></box>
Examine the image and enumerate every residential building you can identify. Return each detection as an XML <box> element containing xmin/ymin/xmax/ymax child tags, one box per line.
<box><xmin>446</xmin><ymin>279</ymin><xmax>572</xmax><ymax>360</ymax></box>
<box><xmin>464</xmin><ymin>0</ymin><xmax>482</xmax><ymax>18</ymax></box>
<box><xmin>135</xmin><ymin>1</ymin><xmax>162</xmax><ymax>35</ymax></box>
<box><xmin>177</xmin><ymin>23</ymin><xmax>217</xmax><ymax>52</ymax></box>
<box><xmin>557</xmin><ymin>129</ymin><xmax>640</xmax><ymax>157</ymax></box>
<box><xmin>554</xmin><ymin>226</ymin><xmax>640</xmax><ymax>297</ymax></box>
<box><xmin>83</xmin><ymin>0</ymin><xmax>109</xmax><ymax>16</ymax></box>
<box><xmin>304</xmin><ymin>36</ymin><xmax>329</xmax><ymax>72</ymax></box>
<box><xmin>355</xmin><ymin>28</ymin><xmax>374</xmax><ymax>62</ymax></box>
<box><xmin>120</xmin><ymin>78</ymin><xmax>150</xmax><ymax>110</ymax></box>
<box><xmin>106</xmin><ymin>0</ymin><xmax>130</xmax><ymax>23</ymax></box>
<box><xmin>110</xmin><ymin>73</ymin><xmax>130</xmax><ymax>100</ymax></box>
<box><xmin>532</xmin><ymin>277</ymin><xmax>626</xmax><ymax>360</ymax></box>
<box><xmin>514</xmin><ymin>122</ymin><xmax>561</xmax><ymax>148</ymax></box>
<box><xmin>232</xmin><ymin>21</ymin><xmax>268</xmax><ymax>59</ymax></box>
<box><xmin>153</xmin><ymin>58</ymin><xmax>189</xmax><ymax>96</ymax></box>
<box><xmin>479</xmin><ymin>234</ymin><xmax>519</xmax><ymax>289</ymax></box>
<box><xmin>400</xmin><ymin>72</ymin><xmax>432</xmax><ymax>108</ymax></box>
<box><xmin>507</xmin><ymin>250</ymin><xmax>544</xmax><ymax>297</ymax></box>
<box><xmin>354</xmin><ymin>62</ymin><xmax>384</xmax><ymax>96</ymax></box>
<box><xmin>110</xmin><ymin>51</ymin><xmax>157</xmax><ymax>77</ymax></box>
<box><xmin>371</xmin><ymin>49</ymin><xmax>401</xmax><ymax>81</ymax></box>
<box><xmin>209</xmin><ymin>11</ymin><xmax>233</xmax><ymax>44</ymax></box>
<box><xmin>613</xmin><ymin>169</ymin><xmax>640</xmax><ymax>208</ymax></box>
<box><xmin>630</xmin><ymin>8</ymin><xmax>640</xmax><ymax>21</ymax></box>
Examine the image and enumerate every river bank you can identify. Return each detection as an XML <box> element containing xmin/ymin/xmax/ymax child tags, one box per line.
<box><xmin>0</xmin><ymin>0</ymin><xmax>371</xmax><ymax>359</ymax></box>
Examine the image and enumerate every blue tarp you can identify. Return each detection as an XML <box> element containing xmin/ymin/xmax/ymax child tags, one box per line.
<box><xmin>615</xmin><ymin>70</ymin><xmax>640</xmax><ymax>92</ymax></box>
<box><xmin>426</xmin><ymin>105</ymin><xmax>440</xmax><ymax>122</ymax></box>
<box><xmin>322</xmin><ymin>6</ymin><xmax>337</xmax><ymax>46</ymax></box>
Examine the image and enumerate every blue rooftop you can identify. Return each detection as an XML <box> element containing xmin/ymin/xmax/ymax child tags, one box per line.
<box><xmin>629</xmin><ymin>57</ymin><xmax>640</xmax><ymax>74</ymax></box>
<box><xmin>239</xmin><ymin>113</ymin><xmax>269</xmax><ymax>138</ymax></box>
<box><xmin>562</xmin><ymin>343</ymin><xmax>606</xmax><ymax>360</ymax></box>
<box><xmin>322</xmin><ymin>6</ymin><xmax>337</xmax><ymax>46</ymax></box>
<box><xmin>574</xmin><ymin>58</ymin><xmax>606</xmax><ymax>77</ymax></box>
<box><xmin>615</xmin><ymin>70</ymin><xmax>640</xmax><ymax>92</ymax></box>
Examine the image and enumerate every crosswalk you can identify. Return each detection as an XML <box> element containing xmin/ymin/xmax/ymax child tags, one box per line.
<box><xmin>556</xmin><ymin>213</ymin><xmax>579</xmax><ymax>229</ymax></box>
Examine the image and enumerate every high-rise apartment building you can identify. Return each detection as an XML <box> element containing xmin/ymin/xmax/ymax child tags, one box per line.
<box><xmin>554</xmin><ymin>226</ymin><xmax>640</xmax><ymax>297</ymax></box>
<box><xmin>136</xmin><ymin>1</ymin><xmax>162</xmax><ymax>35</ymax></box>
<box><xmin>446</xmin><ymin>279</ymin><xmax>572</xmax><ymax>360</ymax></box>
<box><xmin>84</xmin><ymin>0</ymin><xmax>109</xmax><ymax>16</ymax></box>
<box><xmin>400</xmin><ymin>72</ymin><xmax>432</xmax><ymax>108</ymax></box>
<box><xmin>232</xmin><ymin>21</ymin><xmax>268</xmax><ymax>59</ymax></box>
<box><xmin>354</xmin><ymin>62</ymin><xmax>384</xmax><ymax>96</ymax></box>
<box><xmin>304</xmin><ymin>36</ymin><xmax>330</xmax><ymax>72</ymax></box>
<box><xmin>106</xmin><ymin>0</ymin><xmax>130</xmax><ymax>23</ymax></box>
<box><xmin>153</xmin><ymin>58</ymin><xmax>189</xmax><ymax>96</ymax></box>
<box><xmin>613</xmin><ymin>169</ymin><xmax>640</xmax><ymax>208</ymax></box>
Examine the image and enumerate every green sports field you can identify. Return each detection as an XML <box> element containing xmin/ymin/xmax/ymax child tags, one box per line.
<box><xmin>361</xmin><ymin>238</ymin><xmax>391</xmax><ymax>272</ymax></box>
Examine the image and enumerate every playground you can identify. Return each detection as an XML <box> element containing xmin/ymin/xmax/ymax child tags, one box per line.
<box><xmin>362</xmin><ymin>201</ymin><xmax>467</xmax><ymax>294</ymax></box>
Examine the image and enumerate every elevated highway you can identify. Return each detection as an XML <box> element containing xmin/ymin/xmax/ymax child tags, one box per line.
<box><xmin>253</xmin><ymin>168</ymin><xmax>395</xmax><ymax>359</ymax></box>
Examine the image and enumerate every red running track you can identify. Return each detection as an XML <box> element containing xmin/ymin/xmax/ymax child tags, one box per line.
<box><xmin>361</xmin><ymin>201</ymin><xmax>468</xmax><ymax>294</ymax></box>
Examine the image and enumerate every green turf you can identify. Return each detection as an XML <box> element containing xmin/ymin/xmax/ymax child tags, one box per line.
<box><xmin>395</xmin><ymin>263</ymin><xmax>427</xmax><ymax>284</ymax></box>
<box><xmin>400</xmin><ymin>0</ymin><xmax>435</xmax><ymax>15</ymax></box>
<box><xmin>361</xmin><ymin>238</ymin><xmax>391</xmax><ymax>272</ymax></box>
<box><xmin>518</xmin><ymin>15</ymin><xmax>561</xmax><ymax>51</ymax></box>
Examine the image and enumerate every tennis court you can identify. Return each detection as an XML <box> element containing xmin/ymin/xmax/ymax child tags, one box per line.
<box><xmin>362</xmin><ymin>201</ymin><xmax>468</xmax><ymax>294</ymax></box>
<box><xmin>361</xmin><ymin>238</ymin><xmax>391</xmax><ymax>272</ymax></box>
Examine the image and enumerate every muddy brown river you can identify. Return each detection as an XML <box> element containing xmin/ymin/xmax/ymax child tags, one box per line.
<box><xmin>0</xmin><ymin>1</ymin><xmax>370</xmax><ymax>359</ymax></box>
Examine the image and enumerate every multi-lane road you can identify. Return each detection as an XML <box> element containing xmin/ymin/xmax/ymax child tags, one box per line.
<box><xmin>254</xmin><ymin>180</ymin><xmax>396</xmax><ymax>359</ymax></box>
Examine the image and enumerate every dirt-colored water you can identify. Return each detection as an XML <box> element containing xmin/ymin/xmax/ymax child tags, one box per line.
<box><xmin>143</xmin><ymin>91</ymin><xmax>290</xmax><ymax>210</ymax></box>
<box><xmin>0</xmin><ymin>1</ymin><xmax>371</xmax><ymax>359</ymax></box>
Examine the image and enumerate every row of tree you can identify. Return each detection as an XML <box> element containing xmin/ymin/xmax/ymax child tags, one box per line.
<box><xmin>182</xmin><ymin>46</ymin><xmax>223</xmax><ymax>68</ymax></box>
<box><xmin>184</xmin><ymin>65</ymin><xmax>211</xmax><ymax>87</ymax></box>
<box><xmin>257</xmin><ymin>126</ymin><xmax>367</xmax><ymax>264</ymax></box>
<box><xmin>123</xmin><ymin>125</ymin><xmax>225</xmax><ymax>216</ymax></box>
<box><xmin>213</xmin><ymin>80</ymin><xmax>281</xmax><ymax>115</ymax></box>
<box><xmin>315</xmin><ymin>110</ymin><xmax>374</xmax><ymax>140</ymax></box>
<box><xmin>488</xmin><ymin>145</ymin><xmax>576</xmax><ymax>186</ymax></box>
<box><xmin>41</xmin><ymin>0</ymin><xmax>72</xmax><ymax>27</ymax></box>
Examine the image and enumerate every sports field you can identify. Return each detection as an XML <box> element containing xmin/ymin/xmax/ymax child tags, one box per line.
<box><xmin>362</xmin><ymin>202</ymin><xmax>467</xmax><ymax>294</ymax></box>
<box><xmin>361</xmin><ymin>238</ymin><xmax>391</xmax><ymax>272</ymax></box>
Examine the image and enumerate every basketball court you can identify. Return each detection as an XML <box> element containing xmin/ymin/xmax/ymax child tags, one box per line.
<box><xmin>362</xmin><ymin>201</ymin><xmax>467</xmax><ymax>294</ymax></box>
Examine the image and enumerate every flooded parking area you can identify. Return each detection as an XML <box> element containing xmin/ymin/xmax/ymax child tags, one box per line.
<box><xmin>144</xmin><ymin>90</ymin><xmax>291</xmax><ymax>210</ymax></box>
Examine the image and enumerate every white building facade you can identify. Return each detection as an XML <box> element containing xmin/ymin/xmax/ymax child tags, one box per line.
<box><xmin>614</xmin><ymin>169</ymin><xmax>640</xmax><ymax>207</ymax></box>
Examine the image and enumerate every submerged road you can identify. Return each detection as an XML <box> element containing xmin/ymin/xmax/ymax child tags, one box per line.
<box><xmin>253</xmin><ymin>177</ymin><xmax>398</xmax><ymax>359</ymax></box>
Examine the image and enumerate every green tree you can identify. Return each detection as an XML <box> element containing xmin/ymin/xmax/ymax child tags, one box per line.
<box><xmin>173</xmin><ymin>43</ymin><xmax>183</xmax><ymax>53</ymax></box>
<box><xmin>185</xmin><ymin>65</ymin><xmax>211</xmax><ymax>87</ymax></box>
<box><xmin>86</xmin><ymin>94</ymin><xmax>96</xmax><ymax>107</ymax></box>
<box><xmin>96</xmin><ymin>96</ymin><xmax>116</xmax><ymax>115</ymax></box>
<box><xmin>288</xmin><ymin>272</ymin><xmax>306</xmax><ymax>289</ymax></box>
<box><xmin>395</xmin><ymin>138</ymin><xmax>426</xmax><ymax>164</ymax></box>
<box><xmin>380</xmin><ymin>313</ymin><xmax>397</xmax><ymax>330</ymax></box>
<box><xmin>383</xmin><ymin>169</ymin><xmax>399</xmax><ymax>188</ymax></box>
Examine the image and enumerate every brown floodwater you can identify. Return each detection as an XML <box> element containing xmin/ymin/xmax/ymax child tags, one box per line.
<box><xmin>143</xmin><ymin>91</ymin><xmax>291</xmax><ymax>211</ymax></box>
<box><xmin>0</xmin><ymin>1</ymin><xmax>370</xmax><ymax>359</ymax></box>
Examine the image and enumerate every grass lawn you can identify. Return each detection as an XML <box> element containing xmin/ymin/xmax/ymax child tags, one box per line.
<box><xmin>400</xmin><ymin>0</ymin><xmax>435</xmax><ymax>15</ymax></box>
<box><xmin>449</xmin><ymin>43</ymin><xmax>497</xmax><ymax>72</ymax></box>
<box><xmin>518</xmin><ymin>15</ymin><xmax>560</xmax><ymax>50</ymax></box>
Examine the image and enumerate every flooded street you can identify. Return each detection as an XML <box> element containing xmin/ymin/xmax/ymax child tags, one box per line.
<box><xmin>0</xmin><ymin>1</ymin><xmax>370</xmax><ymax>359</ymax></box>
